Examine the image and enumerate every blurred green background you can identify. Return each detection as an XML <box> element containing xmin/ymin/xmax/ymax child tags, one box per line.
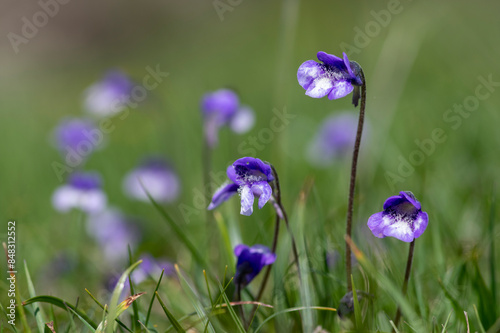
<box><xmin>1</xmin><ymin>0</ymin><xmax>499</xmax><ymax>330</ymax></box>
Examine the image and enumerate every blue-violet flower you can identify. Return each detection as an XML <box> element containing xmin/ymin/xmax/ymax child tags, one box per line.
<box><xmin>297</xmin><ymin>51</ymin><xmax>363</xmax><ymax>106</ymax></box>
<box><xmin>234</xmin><ymin>244</ymin><xmax>276</xmax><ymax>287</ymax></box>
<box><xmin>367</xmin><ymin>191</ymin><xmax>428</xmax><ymax>242</ymax></box>
<box><xmin>208</xmin><ymin>157</ymin><xmax>274</xmax><ymax>216</ymax></box>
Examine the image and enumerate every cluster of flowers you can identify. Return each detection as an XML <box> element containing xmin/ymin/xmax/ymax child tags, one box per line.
<box><xmin>50</xmin><ymin>71</ymin><xmax>179</xmax><ymax>273</ymax></box>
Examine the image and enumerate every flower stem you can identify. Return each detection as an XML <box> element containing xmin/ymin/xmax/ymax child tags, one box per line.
<box><xmin>394</xmin><ymin>239</ymin><xmax>415</xmax><ymax>328</ymax></box>
<box><xmin>270</xmin><ymin>165</ymin><xmax>300</xmax><ymax>276</ymax></box>
<box><xmin>345</xmin><ymin>70</ymin><xmax>367</xmax><ymax>293</ymax></box>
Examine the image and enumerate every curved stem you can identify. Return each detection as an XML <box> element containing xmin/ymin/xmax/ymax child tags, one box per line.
<box><xmin>393</xmin><ymin>240</ymin><xmax>415</xmax><ymax>328</ymax></box>
<box><xmin>345</xmin><ymin>71</ymin><xmax>367</xmax><ymax>292</ymax></box>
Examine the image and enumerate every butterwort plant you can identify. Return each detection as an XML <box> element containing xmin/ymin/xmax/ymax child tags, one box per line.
<box><xmin>208</xmin><ymin>157</ymin><xmax>300</xmax><ymax>313</ymax></box>
<box><xmin>297</xmin><ymin>51</ymin><xmax>366</xmax><ymax>292</ymax></box>
<box><xmin>367</xmin><ymin>191</ymin><xmax>429</xmax><ymax>328</ymax></box>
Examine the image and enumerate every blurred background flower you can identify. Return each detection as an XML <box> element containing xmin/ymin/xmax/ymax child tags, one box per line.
<box><xmin>86</xmin><ymin>207</ymin><xmax>141</xmax><ymax>265</ymax></box>
<box><xmin>83</xmin><ymin>70</ymin><xmax>134</xmax><ymax>117</ymax></box>
<box><xmin>52</xmin><ymin>171</ymin><xmax>107</xmax><ymax>213</ymax></box>
<box><xmin>306</xmin><ymin>112</ymin><xmax>369</xmax><ymax>167</ymax></box>
<box><xmin>201</xmin><ymin>89</ymin><xmax>255</xmax><ymax>148</ymax></box>
<box><xmin>52</xmin><ymin>117</ymin><xmax>103</xmax><ymax>165</ymax></box>
<box><xmin>123</xmin><ymin>156</ymin><xmax>181</xmax><ymax>203</ymax></box>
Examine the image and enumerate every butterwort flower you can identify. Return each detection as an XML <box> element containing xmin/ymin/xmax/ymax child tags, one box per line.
<box><xmin>83</xmin><ymin>70</ymin><xmax>134</xmax><ymax>117</ymax></box>
<box><xmin>297</xmin><ymin>51</ymin><xmax>363</xmax><ymax>106</ymax></box>
<box><xmin>52</xmin><ymin>171</ymin><xmax>107</xmax><ymax>214</ymax></box>
<box><xmin>123</xmin><ymin>157</ymin><xmax>181</xmax><ymax>203</ymax></box>
<box><xmin>367</xmin><ymin>191</ymin><xmax>429</xmax><ymax>242</ymax></box>
<box><xmin>86</xmin><ymin>208</ymin><xmax>141</xmax><ymax>265</ymax></box>
<box><xmin>208</xmin><ymin>157</ymin><xmax>274</xmax><ymax>216</ymax></box>
<box><xmin>201</xmin><ymin>89</ymin><xmax>255</xmax><ymax>148</ymax></box>
<box><xmin>306</xmin><ymin>112</ymin><xmax>364</xmax><ymax>167</ymax></box>
<box><xmin>53</xmin><ymin>118</ymin><xmax>102</xmax><ymax>164</ymax></box>
<box><xmin>234</xmin><ymin>244</ymin><xmax>276</xmax><ymax>287</ymax></box>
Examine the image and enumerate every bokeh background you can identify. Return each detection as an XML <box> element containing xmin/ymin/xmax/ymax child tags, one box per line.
<box><xmin>1</xmin><ymin>0</ymin><xmax>499</xmax><ymax>331</ymax></box>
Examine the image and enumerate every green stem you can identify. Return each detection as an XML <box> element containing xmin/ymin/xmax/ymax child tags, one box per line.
<box><xmin>394</xmin><ymin>239</ymin><xmax>415</xmax><ymax>328</ymax></box>
<box><xmin>345</xmin><ymin>70</ymin><xmax>366</xmax><ymax>292</ymax></box>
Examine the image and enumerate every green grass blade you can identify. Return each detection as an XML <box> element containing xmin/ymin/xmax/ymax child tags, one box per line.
<box><xmin>137</xmin><ymin>320</ymin><xmax>153</xmax><ymax>333</ymax></box>
<box><xmin>473</xmin><ymin>304</ymin><xmax>486</xmax><ymax>333</ymax></box>
<box><xmin>254</xmin><ymin>306</ymin><xmax>336</xmax><ymax>333</ymax></box>
<box><xmin>66</xmin><ymin>306</ymin><xmax>96</xmax><ymax>332</ymax></box>
<box><xmin>145</xmin><ymin>269</ymin><xmax>164</xmax><ymax>327</ymax></box>
<box><xmin>84</xmin><ymin>289</ymin><xmax>132</xmax><ymax>333</ymax></box>
<box><xmin>0</xmin><ymin>302</ymin><xmax>18</xmax><ymax>333</ymax></box>
<box><xmin>155</xmin><ymin>292</ymin><xmax>186</xmax><ymax>333</ymax></box>
<box><xmin>24</xmin><ymin>260</ymin><xmax>47</xmax><ymax>333</ymax></box>
<box><xmin>22</xmin><ymin>296</ymin><xmax>97</xmax><ymax>329</ymax></box>
<box><xmin>175</xmin><ymin>265</ymin><xmax>215</xmax><ymax>333</ymax></box>
<box><xmin>142</xmin><ymin>184</ymin><xmax>208</xmax><ymax>269</ymax></box>
<box><xmin>351</xmin><ymin>276</ymin><xmax>362</xmax><ymax>329</ymax></box>
<box><xmin>441</xmin><ymin>311</ymin><xmax>453</xmax><ymax>333</ymax></box>
<box><xmin>217</xmin><ymin>283</ymin><xmax>246</xmax><ymax>333</ymax></box>
<box><xmin>127</xmin><ymin>246</ymin><xmax>139</xmax><ymax>332</ymax></box>
<box><xmin>105</xmin><ymin>260</ymin><xmax>142</xmax><ymax>333</ymax></box>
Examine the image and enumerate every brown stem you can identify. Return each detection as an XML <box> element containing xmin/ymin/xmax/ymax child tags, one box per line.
<box><xmin>394</xmin><ymin>240</ymin><xmax>415</xmax><ymax>328</ymax></box>
<box><xmin>346</xmin><ymin>70</ymin><xmax>367</xmax><ymax>292</ymax></box>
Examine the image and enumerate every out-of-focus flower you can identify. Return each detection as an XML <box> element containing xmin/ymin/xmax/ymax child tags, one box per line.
<box><xmin>86</xmin><ymin>208</ymin><xmax>141</xmax><ymax>264</ymax></box>
<box><xmin>52</xmin><ymin>171</ymin><xmax>107</xmax><ymax>214</ymax></box>
<box><xmin>208</xmin><ymin>157</ymin><xmax>274</xmax><ymax>216</ymax></box>
<box><xmin>83</xmin><ymin>70</ymin><xmax>134</xmax><ymax>117</ymax></box>
<box><xmin>297</xmin><ymin>51</ymin><xmax>363</xmax><ymax>106</ymax></box>
<box><xmin>367</xmin><ymin>191</ymin><xmax>429</xmax><ymax>242</ymax></box>
<box><xmin>201</xmin><ymin>89</ymin><xmax>255</xmax><ymax>148</ymax></box>
<box><xmin>234</xmin><ymin>244</ymin><xmax>276</xmax><ymax>287</ymax></box>
<box><xmin>131</xmin><ymin>254</ymin><xmax>175</xmax><ymax>284</ymax></box>
<box><xmin>306</xmin><ymin>112</ymin><xmax>363</xmax><ymax>167</ymax></box>
<box><xmin>53</xmin><ymin>118</ymin><xmax>102</xmax><ymax>164</ymax></box>
<box><xmin>123</xmin><ymin>157</ymin><xmax>181</xmax><ymax>203</ymax></box>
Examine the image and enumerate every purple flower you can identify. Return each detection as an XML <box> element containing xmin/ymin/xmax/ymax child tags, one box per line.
<box><xmin>86</xmin><ymin>208</ymin><xmax>141</xmax><ymax>265</ymax></box>
<box><xmin>53</xmin><ymin>118</ymin><xmax>102</xmax><ymax>163</ymax></box>
<box><xmin>123</xmin><ymin>157</ymin><xmax>181</xmax><ymax>203</ymax></box>
<box><xmin>306</xmin><ymin>112</ymin><xmax>363</xmax><ymax>167</ymax></box>
<box><xmin>367</xmin><ymin>191</ymin><xmax>429</xmax><ymax>242</ymax></box>
<box><xmin>297</xmin><ymin>51</ymin><xmax>363</xmax><ymax>106</ymax></box>
<box><xmin>208</xmin><ymin>157</ymin><xmax>274</xmax><ymax>216</ymax></box>
<box><xmin>131</xmin><ymin>254</ymin><xmax>175</xmax><ymax>284</ymax></box>
<box><xmin>201</xmin><ymin>89</ymin><xmax>255</xmax><ymax>148</ymax></box>
<box><xmin>52</xmin><ymin>171</ymin><xmax>107</xmax><ymax>214</ymax></box>
<box><xmin>83</xmin><ymin>70</ymin><xmax>134</xmax><ymax>117</ymax></box>
<box><xmin>234</xmin><ymin>244</ymin><xmax>276</xmax><ymax>287</ymax></box>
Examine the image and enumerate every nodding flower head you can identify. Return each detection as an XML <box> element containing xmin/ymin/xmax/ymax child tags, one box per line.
<box><xmin>52</xmin><ymin>171</ymin><xmax>107</xmax><ymax>214</ymax></box>
<box><xmin>201</xmin><ymin>89</ymin><xmax>255</xmax><ymax>148</ymax></box>
<box><xmin>297</xmin><ymin>51</ymin><xmax>363</xmax><ymax>106</ymax></box>
<box><xmin>367</xmin><ymin>191</ymin><xmax>429</xmax><ymax>242</ymax></box>
<box><xmin>208</xmin><ymin>157</ymin><xmax>274</xmax><ymax>216</ymax></box>
<box><xmin>53</xmin><ymin>118</ymin><xmax>101</xmax><ymax>162</ymax></box>
<box><xmin>234</xmin><ymin>244</ymin><xmax>276</xmax><ymax>287</ymax></box>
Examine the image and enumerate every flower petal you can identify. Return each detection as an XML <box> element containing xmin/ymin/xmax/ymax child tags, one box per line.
<box><xmin>233</xmin><ymin>157</ymin><xmax>274</xmax><ymax>182</ymax></box>
<box><xmin>251</xmin><ymin>181</ymin><xmax>272</xmax><ymax>209</ymax></box>
<box><xmin>343</xmin><ymin>52</ymin><xmax>356</xmax><ymax>79</ymax></box>
<box><xmin>412</xmin><ymin>211</ymin><xmax>428</xmax><ymax>239</ymax></box>
<box><xmin>226</xmin><ymin>165</ymin><xmax>239</xmax><ymax>183</ymax></box>
<box><xmin>240</xmin><ymin>185</ymin><xmax>255</xmax><ymax>216</ymax></box>
<box><xmin>52</xmin><ymin>186</ymin><xmax>79</xmax><ymax>212</ymax></box>
<box><xmin>306</xmin><ymin>77</ymin><xmax>335</xmax><ymax>98</ymax></box>
<box><xmin>317</xmin><ymin>51</ymin><xmax>345</xmax><ymax>69</ymax></box>
<box><xmin>382</xmin><ymin>214</ymin><xmax>414</xmax><ymax>242</ymax></box>
<box><xmin>297</xmin><ymin>60</ymin><xmax>325</xmax><ymax>90</ymax></box>
<box><xmin>234</xmin><ymin>244</ymin><xmax>249</xmax><ymax>257</ymax></box>
<box><xmin>400</xmin><ymin>191</ymin><xmax>421</xmax><ymax>210</ymax></box>
<box><xmin>327</xmin><ymin>80</ymin><xmax>354</xmax><ymax>100</ymax></box>
<box><xmin>229</xmin><ymin>105</ymin><xmax>255</xmax><ymax>134</ymax></box>
<box><xmin>208</xmin><ymin>182</ymin><xmax>239</xmax><ymax>210</ymax></box>
<box><xmin>367</xmin><ymin>212</ymin><xmax>392</xmax><ymax>238</ymax></box>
